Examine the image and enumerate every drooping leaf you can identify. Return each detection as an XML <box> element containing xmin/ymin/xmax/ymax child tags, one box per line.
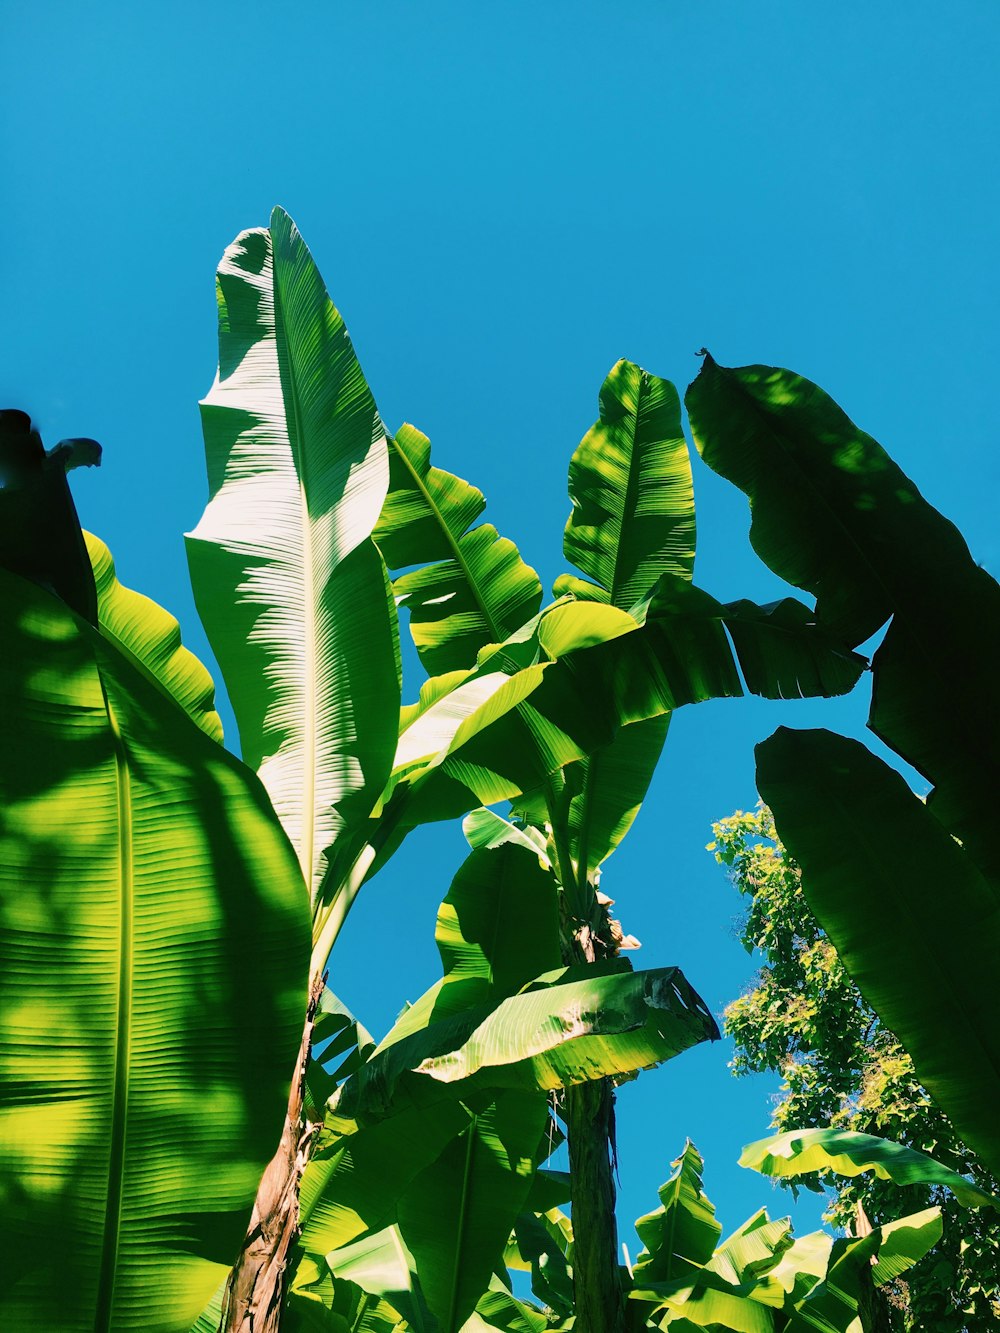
<box><xmin>687</xmin><ymin>353</ymin><xmax>1000</xmax><ymax>884</ymax></box>
<box><xmin>186</xmin><ymin>207</ymin><xmax>401</xmax><ymax>902</ymax></box>
<box><xmin>868</xmin><ymin>1207</ymin><xmax>942</xmax><ymax>1286</ymax></box>
<box><xmin>756</xmin><ymin>727</ymin><xmax>1000</xmax><ymax>1182</ymax></box>
<box><xmin>462</xmin><ymin>1278</ymin><xmax>549</xmax><ymax>1332</ymax></box>
<box><xmin>509</xmin><ymin>1209</ymin><xmax>575</xmax><ymax>1322</ymax></box>
<box><xmin>85</xmin><ymin>531</ymin><xmax>223</xmax><ymax>743</ymax></box>
<box><xmin>334</xmin><ymin>962</ymin><xmax>718</xmax><ymax>1125</ymax></box>
<box><xmin>555</xmin><ymin>359</ymin><xmax>694</xmax><ymax>609</ymax></box>
<box><xmin>374</xmin><ymin>421</ymin><xmax>542</xmax><ymax>676</ymax></box>
<box><xmin>462</xmin><ymin>807</ymin><xmax>550</xmax><ymax>863</ymax></box>
<box><xmin>784</xmin><ymin>1231</ymin><xmax>881</xmax><ymax>1333</ymax></box>
<box><xmin>0</xmin><ymin>408</ymin><xmax>101</xmax><ymax>623</ymax></box>
<box><xmin>741</xmin><ymin>1128</ymin><xmax>998</xmax><ymax>1210</ymax></box>
<box><xmin>0</xmin><ymin>568</ymin><xmax>310</xmax><ymax>1331</ymax></box>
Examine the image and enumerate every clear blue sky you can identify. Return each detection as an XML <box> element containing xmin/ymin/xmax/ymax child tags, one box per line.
<box><xmin>5</xmin><ymin>1</ymin><xmax>998</xmax><ymax>1245</ymax></box>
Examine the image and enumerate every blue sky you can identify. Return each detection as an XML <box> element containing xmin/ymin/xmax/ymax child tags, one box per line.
<box><xmin>5</xmin><ymin>1</ymin><xmax>998</xmax><ymax>1244</ymax></box>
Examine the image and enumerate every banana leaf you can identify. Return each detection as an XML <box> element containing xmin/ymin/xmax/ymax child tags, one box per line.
<box><xmin>756</xmin><ymin>726</ymin><xmax>1000</xmax><ymax>1182</ymax></box>
<box><xmin>686</xmin><ymin>353</ymin><xmax>1000</xmax><ymax>885</ymax></box>
<box><xmin>186</xmin><ymin>207</ymin><xmax>401</xmax><ymax>903</ymax></box>
<box><xmin>554</xmin><ymin>359</ymin><xmax>694</xmax><ymax>609</ymax></box>
<box><xmin>86</xmin><ymin>531</ymin><xmax>223</xmax><ymax>743</ymax></box>
<box><xmin>0</xmin><ymin>568</ymin><xmax>310</xmax><ymax>1331</ymax></box>
<box><xmin>374</xmin><ymin>422</ymin><xmax>542</xmax><ymax>676</ymax></box>
<box><xmin>741</xmin><ymin>1127</ymin><xmax>998</xmax><ymax>1209</ymax></box>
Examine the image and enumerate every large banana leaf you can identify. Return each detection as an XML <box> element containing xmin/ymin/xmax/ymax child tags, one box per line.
<box><xmin>686</xmin><ymin>353</ymin><xmax>1000</xmax><ymax>885</ymax></box>
<box><xmin>554</xmin><ymin>359</ymin><xmax>694</xmax><ymax>608</ymax></box>
<box><xmin>393</xmin><ymin>1091</ymin><xmax>548</xmax><ymax>1332</ymax></box>
<box><xmin>186</xmin><ymin>207</ymin><xmax>400</xmax><ymax>904</ymax></box>
<box><xmin>0</xmin><ymin>568</ymin><xmax>310</xmax><ymax>1331</ymax></box>
<box><xmin>333</xmin><ymin>961</ymin><xmax>717</xmax><ymax>1128</ymax></box>
<box><xmin>374</xmin><ymin>422</ymin><xmax>542</xmax><ymax>677</ymax></box>
<box><xmin>86</xmin><ymin>531</ymin><xmax>223</xmax><ymax>743</ymax></box>
<box><xmin>741</xmin><ymin>1127</ymin><xmax>997</xmax><ymax>1209</ymax></box>
<box><xmin>756</xmin><ymin>726</ymin><xmax>1000</xmax><ymax>1180</ymax></box>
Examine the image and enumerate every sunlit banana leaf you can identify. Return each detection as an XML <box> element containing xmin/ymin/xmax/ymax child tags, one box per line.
<box><xmin>508</xmin><ymin>1208</ymin><xmax>575</xmax><ymax>1323</ymax></box>
<box><xmin>633</xmin><ymin>1142</ymin><xmax>723</xmax><ymax>1286</ymax></box>
<box><xmin>85</xmin><ymin>531</ymin><xmax>223</xmax><ymax>743</ymax></box>
<box><xmin>0</xmin><ymin>568</ymin><xmax>310</xmax><ymax>1332</ymax></box>
<box><xmin>462</xmin><ymin>1280</ymin><xmax>549</xmax><ymax>1332</ymax></box>
<box><xmin>285</xmin><ymin>1258</ymin><xmax>405</xmax><ymax>1333</ymax></box>
<box><xmin>374</xmin><ymin>422</ymin><xmax>542</xmax><ymax>677</ymax></box>
<box><xmin>756</xmin><ymin>727</ymin><xmax>1000</xmax><ymax>1182</ymax></box>
<box><xmin>334</xmin><ymin>961</ymin><xmax>717</xmax><ymax>1129</ymax></box>
<box><xmin>186</xmin><ymin>207</ymin><xmax>400</xmax><ymax>901</ymax></box>
<box><xmin>742</xmin><ymin>1126</ymin><xmax>997</xmax><ymax>1210</ymax></box>
<box><xmin>869</xmin><ymin>1208</ymin><xmax>942</xmax><ymax>1287</ymax></box>
<box><xmin>784</xmin><ymin>1231</ymin><xmax>880</xmax><ymax>1333</ymax></box>
<box><xmin>554</xmin><ymin>359</ymin><xmax>694</xmax><ymax>609</ymax></box>
<box><xmin>686</xmin><ymin>353</ymin><xmax>1000</xmax><ymax>884</ymax></box>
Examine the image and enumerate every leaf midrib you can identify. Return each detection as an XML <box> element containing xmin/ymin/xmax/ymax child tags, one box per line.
<box><xmin>390</xmin><ymin>436</ymin><xmax>503</xmax><ymax>643</ymax></box>
<box><xmin>272</xmin><ymin>237</ymin><xmax>318</xmax><ymax>896</ymax></box>
<box><xmin>94</xmin><ymin>684</ymin><xmax>134</xmax><ymax>1332</ymax></box>
<box><xmin>446</xmin><ymin>1113</ymin><xmax>479</xmax><ymax>1333</ymax></box>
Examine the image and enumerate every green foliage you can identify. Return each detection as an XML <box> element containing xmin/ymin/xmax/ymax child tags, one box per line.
<box><xmin>0</xmin><ymin>563</ymin><xmax>310</xmax><ymax>1330</ymax></box>
<box><xmin>713</xmin><ymin>806</ymin><xmax>1000</xmax><ymax>1330</ymax></box>
<box><xmin>623</xmin><ymin>1141</ymin><xmax>942</xmax><ymax>1332</ymax></box>
<box><xmin>689</xmin><ymin>355</ymin><xmax>1000</xmax><ymax>1190</ymax></box>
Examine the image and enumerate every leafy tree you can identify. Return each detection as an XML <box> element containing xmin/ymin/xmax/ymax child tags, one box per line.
<box><xmin>711</xmin><ymin>805</ymin><xmax>1000</xmax><ymax>1330</ymax></box>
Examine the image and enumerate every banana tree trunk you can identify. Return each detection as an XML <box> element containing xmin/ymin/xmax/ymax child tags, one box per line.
<box><xmin>221</xmin><ymin>976</ymin><xmax>324</xmax><ymax>1332</ymax></box>
<box><xmin>562</xmin><ymin>916</ymin><xmax>625</xmax><ymax>1333</ymax></box>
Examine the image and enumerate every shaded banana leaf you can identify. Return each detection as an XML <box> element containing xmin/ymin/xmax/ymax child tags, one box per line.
<box><xmin>0</xmin><ymin>568</ymin><xmax>310</xmax><ymax>1331</ymax></box>
<box><xmin>707</xmin><ymin>1211</ymin><xmax>793</xmax><ymax>1305</ymax></box>
<box><xmin>633</xmin><ymin>1142</ymin><xmax>723</xmax><ymax>1285</ymax></box>
<box><xmin>756</xmin><ymin>726</ymin><xmax>1000</xmax><ymax>1182</ymax></box>
<box><xmin>686</xmin><ymin>353</ymin><xmax>1000</xmax><ymax>884</ymax></box>
<box><xmin>508</xmin><ymin>1209</ymin><xmax>575</xmax><ymax>1321</ymax></box>
<box><xmin>741</xmin><ymin>1127</ymin><xmax>998</xmax><ymax>1209</ymax></box>
<box><xmin>0</xmin><ymin>407</ymin><xmax>101</xmax><ymax>622</ymax></box>
<box><xmin>395</xmin><ymin>1091</ymin><xmax>548</xmax><ymax>1332</ymax></box>
<box><xmin>325</xmin><ymin>1227</ymin><xmax>435</xmax><ymax>1332</ymax></box>
<box><xmin>285</xmin><ymin>1257</ymin><xmax>405</xmax><ymax>1333</ymax></box>
<box><xmin>186</xmin><ymin>207</ymin><xmax>400</xmax><ymax>901</ymax></box>
<box><xmin>374</xmin><ymin>421</ymin><xmax>542</xmax><ymax>676</ymax></box>
<box><xmin>86</xmin><ymin>531</ymin><xmax>223</xmax><ymax>743</ymax></box>
<box><xmin>298</xmin><ymin>1100</ymin><xmax>473</xmax><ymax>1258</ymax></box>
<box><xmin>554</xmin><ymin>360</ymin><xmax>694</xmax><ymax>609</ymax></box>
<box><xmin>305</xmin><ymin>988</ymin><xmax>377</xmax><ymax>1119</ymax></box>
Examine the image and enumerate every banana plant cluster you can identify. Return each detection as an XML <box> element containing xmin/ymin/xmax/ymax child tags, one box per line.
<box><xmin>0</xmin><ymin>205</ymin><xmax>989</xmax><ymax>1332</ymax></box>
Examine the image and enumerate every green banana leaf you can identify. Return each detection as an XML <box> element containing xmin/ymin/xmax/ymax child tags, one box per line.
<box><xmin>325</xmin><ymin>1226</ymin><xmax>435</xmax><ymax>1331</ymax></box>
<box><xmin>508</xmin><ymin>1209</ymin><xmax>575</xmax><ymax>1321</ymax></box>
<box><xmin>707</xmin><ymin>1212</ymin><xmax>793</xmax><ymax>1305</ymax></box>
<box><xmin>554</xmin><ymin>359</ymin><xmax>695</xmax><ymax>609</ymax></box>
<box><xmin>740</xmin><ymin>1127</ymin><xmax>998</xmax><ymax>1209</ymax></box>
<box><xmin>869</xmin><ymin>1208</ymin><xmax>943</xmax><ymax>1286</ymax></box>
<box><xmin>86</xmin><ymin>531</ymin><xmax>223</xmax><ymax>743</ymax></box>
<box><xmin>686</xmin><ymin>353</ymin><xmax>1000</xmax><ymax>885</ymax></box>
<box><xmin>0</xmin><ymin>568</ymin><xmax>310</xmax><ymax>1331</ymax></box>
<box><xmin>756</xmin><ymin>726</ymin><xmax>1000</xmax><ymax>1182</ymax></box>
<box><xmin>461</xmin><ymin>1280</ymin><xmax>549</xmax><ymax>1332</ymax></box>
<box><xmin>633</xmin><ymin>1142</ymin><xmax>723</xmax><ymax>1285</ymax></box>
<box><xmin>374</xmin><ymin>422</ymin><xmax>542</xmax><ymax>676</ymax></box>
<box><xmin>333</xmin><ymin>960</ymin><xmax>717</xmax><ymax>1126</ymax></box>
<box><xmin>394</xmin><ymin>1091</ymin><xmax>548</xmax><ymax>1332</ymax></box>
<box><xmin>784</xmin><ymin>1231</ymin><xmax>881</xmax><ymax>1333</ymax></box>
<box><xmin>186</xmin><ymin>206</ymin><xmax>401</xmax><ymax>904</ymax></box>
<box><xmin>285</xmin><ymin>1257</ymin><xmax>405</xmax><ymax>1333</ymax></box>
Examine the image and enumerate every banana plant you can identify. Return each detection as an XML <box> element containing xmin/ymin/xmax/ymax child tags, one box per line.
<box><xmin>0</xmin><ymin>417</ymin><xmax>311</xmax><ymax>1331</ymax></box>
<box><xmin>686</xmin><ymin>355</ymin><xmax>1000</xmax><ymax>1181</ymax></box>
